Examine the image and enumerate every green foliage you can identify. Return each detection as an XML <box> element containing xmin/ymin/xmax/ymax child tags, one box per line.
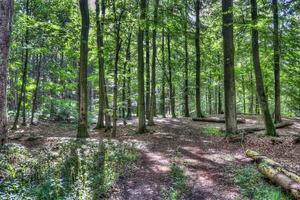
<box><xmin>199</xmin><ymin>127</ymin><xmax>224</xmax><ymax>137</ymax></box>
<box><xmin>0</xmin><ymin>141</ymin><xmax>138</xmax><ymax>199</ymax></box>
<box><xmin>163</xmin><ymin>164</ymin><xmax>188</xmax><ymax>200</ymax></box>
<box><xmin>233</xmin><ymin>166</ymin><xmax>293</xmax><ymax>200</ymax></box>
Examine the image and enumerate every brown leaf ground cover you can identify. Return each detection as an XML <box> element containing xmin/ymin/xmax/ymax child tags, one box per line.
<box><xmin>8</xmin><ymin>116</ymin><xmax>300</xmax><ymax>200</ymax></box>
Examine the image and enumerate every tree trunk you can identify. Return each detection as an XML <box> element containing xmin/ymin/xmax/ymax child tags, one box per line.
<box><xmin>123</xmin><ymin>33</ymin><xmax>131</xmax><ymax>122</ymax></box>
<box><xmin>77</xmin><ymin>0</ymin><xmax>90</xmax><ymax>138</ymax></box>
<box><xmin>250</xmin><ymin>0</ymin><xmax>277</xmax><ymax>137</ymax></box>
<box><xmin>160</xmin><ymin>29</ymin><xmax>166</xmax><ymax>118</ymax></box>
<box><xmin>0</xmin><ymin>0</ymin><xmax>12</xmax><ymax>145</ymax></box>
<box><xmin>195</xmin><ymin>0</ymin><xmax>203</xmax><ymax>118</ymax></box>
<box><xmin>126</xmin><ymin>33</ymin><xmax>132</xmax><ymax>120</ymax></box>
<box><xmin>137</xmin><ymin>0</ymin><xmax>147</xmax><ymax>133</ymax></box>
<box><xmin>183</xmin><ymin>0</ymin><xmax>190</xmax><ymax>117</ymax></box>
<box><xmin>246</xmin><ymin>150</ymin><xmax>300</xmax><ymax>199</ymax></box>
<box><xmin>222</xmin><ymin>0</ymin><xmax>237</xmax><ymax>135</ymax></box>
<box><xmin>145</xmin><ymin>21</ymin><xmax>150</xmax><ymax>120</ymax></box>
<box><xmin>273</xmin><ymin>0</ymin><xmax>281</xmax><ymax>123</ymax></box>
<box><xmin>167</xmin><ymin>33</ymin><xmax>176</xmax><ymax>118</ymax></box>
<box><xmin>148</xmin><ymin>0</ymin><xmax>159</xmax><ymax>126</ymax></box>
<box><xmin>31</xmin><ymin>54</ymin><xmax>42</xmax><ymax>125</ymax></box>
<box><xmin>95</xmin><ymin>0</ymin><xmax>105</xmax><ymax>129</ymax></box>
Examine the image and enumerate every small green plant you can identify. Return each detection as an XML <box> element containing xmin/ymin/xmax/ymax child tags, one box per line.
<box><xmin>233</xmin><ymin>166</ymin><xmax>293</xmax><ymax>200</ymax></box>
<box><xmin>163</xmin><ymin>163</ymin><xmax>188</xmax><ymax>200</ymax></box>
<box><xmin>199</xmin><ymin>126</ymin><xmax>223</xmax><ymax>137</ymax></box>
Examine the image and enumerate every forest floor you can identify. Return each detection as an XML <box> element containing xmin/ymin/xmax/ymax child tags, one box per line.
<box><xmin>8</xmin><ymin>115</ymin><xmax>300</xmax><ymax>200</ymax></box>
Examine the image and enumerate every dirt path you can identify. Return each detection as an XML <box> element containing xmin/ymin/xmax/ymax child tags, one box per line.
<box><xmin>109</xmin><ymin>118</ymin><xmax>244</xmax><ymax>200</ymax></box>
<box><xmin>9</xmin><ymin>116</ymin><xmax>300</xmax><ymax>199</ymax></box>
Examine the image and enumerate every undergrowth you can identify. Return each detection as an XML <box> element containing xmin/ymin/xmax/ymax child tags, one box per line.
<box><xmin>199</xmin><ymin>126</ymin><xmax>224</xmax><ymax>137</ymax></box>
<box><xmin>234</xmin><ymin>166</ymin><xmax>293</xmax><ymax>200</ymax></box>
<box><xmin>163</xmin><ymin>163</ymin><xmax>188</xmax><ymax>200</ymax></box>
<box><xmin>0</xmin><ymin>140</ymin><xmax>138</xmax><ymax>200</ymax></box>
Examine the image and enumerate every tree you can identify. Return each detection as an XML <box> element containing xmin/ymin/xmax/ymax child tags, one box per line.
<box><xmin>222</xmin><ymin>0</ymin><xmax>237</xmax><ymax>135</ymax></box>
<box><xmin>148</xmin><ymin>0</ymin><xmax>159</xmax><ymax>126</ymax></box>
<box><xmin>250</xmin><ymin>0</ymin><xmax>277</xmax><ymax>137</ymax></box>
<box><xmin>31</xmin><ymin>54</ymin><xmax>42</xmax><ymax>125</ymax></box>
<box><xmin>0</xmin><ymin>0</ymin><xmax>12</xmax><ymax>145</ymax></box>
<box><xmin>183</xmin><ymin>0</ymin><xmax>190</xmax><ymax>117</ymax></box>
<box><xmin>160</xmin><ymin>28</ymin><xmax>166</xmax><ymax>118</ymax></box>
<box><xmin>273</xmin><ymin>0</ymin><xmax>281</xmax><ymax>123</ymax></box>
<box><xmin>167</xmin><ymin>32</ymin><xmax>176</xmax><ymax>118</ymax></box>
<box><xmin>137</xmin><ymin>0</ymin><xmax>147</xmax><ymax>133</ymax></box>
<box><xmin>95</xmin><ymin>0</ymin><xmax>105</xmax><ymax>129</ymax></box>
<box><xmin>77</xmin><ymin>0</ymin><xmax>90</xmax><ymax>138</ymax></box>
<box><xmin>12</xmin><ymin>0</ymin><xmax>30</xmax><ymax>129</ymax></box>
<box><xmin>195</xmin><ymin>0</ymin><xmax>203</xmax><ymax>118</ymax></box>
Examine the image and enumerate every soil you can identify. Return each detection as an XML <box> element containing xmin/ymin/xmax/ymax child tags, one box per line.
<box><xmin>8</xmin><ymin>115</ymin><xmax>300</xmax><ymax>200</ymax></box>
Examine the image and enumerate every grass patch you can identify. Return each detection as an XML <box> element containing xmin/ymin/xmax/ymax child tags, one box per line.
<box><xmin>0</xmin><ymin>140</ymin><xmax>138</xmax><ymax>199</ymax></box>
<box><xmin>199</xmin><ymin>126</ymin><xmax>224</xmax><ymax>137</ymax></box>
<box><xmin>163</xmin><ymin>163</ymin><xmax>188</xmax><ymax>200</ymax></box>
<box><xmin>234</xmin><ymin>166</ymin><xmax>293</xmax><ymax>200</ymax></box>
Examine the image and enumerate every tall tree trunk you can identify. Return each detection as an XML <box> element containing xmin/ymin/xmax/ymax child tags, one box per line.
<box><xmin>137</xmin><ymin>0</ymin><xmax>147</xmax><ymax>133</ymax></box>
<box><xmin>167</xmin><ymin>33</ymin><xmax>176</xmax><ymax>118</ymax></box>
<box><xmin>160</xmin><ymin>29</ymin><xmax>166</xmax><ymax>118</ymax></box>
<box><xmin>13</xmin><ymin>0</ymin><xmax>30</xmax><ymax>129</ymax></box>
<box><xmin>126</xmin><ymin>33</ymin><xmax>132</xmax><ymax>119</ymax></box>
<box><xmin>195</xmin><ymin>0</ymin><xmax>203</xmax><ymax>118</ymax></box>
<box><xmin>183</xmin><ymin>0</ymin><xmax>190</xmax><ymax>117</ymax></box>
<box><xmin>145</xmin><ymin>19</ymin><xmax>150</xmax><ymax>120</ymax></box>
<box><xmin>0</xmin><ymin>0</ymin><xmax>12</xmax><ymax>145</ymax></box>
<box><xmin>218</xmin><ymin>67</ymin><xmax>223</xmax><ymax>114</ymax></box>
<box><xmin>249</xmin><ymin>69</ymin><xmax>254</xmax><ymax>114</ymax></box>
<box><xmin>95</xmin><ymin>0</ymin><xmax>105</xmax><ymax>129</ymax></box>
<box><xmin>31</xmin><ymin>54</ymin><xmax>42</xmax><ymax>125</ymax></box>
<box><xmin>123</xmin><ymin>33</ymin><xmax>131</xmax><ymax>123</ymax></box>
<box><xmin>222</xmin><ymin>0</ymin><xmax>237</xmax><ymax>135</ymax></box>
<box><xmin>77</xmin><ymin>0</ymin><xmax>90</xmax><ymax>138</ymax></box>
<box><xmin>112</xmin><ymin>2</ymin><xmax>123</xmax><ymax>137</ymax></box>
<box><xmin>273</xmin><ymin>0</ymin><xmax>281</xmax><ymax>123</ymax></box>
<box><xmin>250</xmin><ymin>0</ymin><xmax>277</xmax><ymax>136</ymax></box>
<box><xmin>148</xmin><ymin>0</ymin><xmax>159</xmax><ymax>126</ymax></box>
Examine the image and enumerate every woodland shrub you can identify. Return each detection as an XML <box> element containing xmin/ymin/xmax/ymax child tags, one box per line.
<box><xmin>0</xmin><ymin>140</ymin><xmax>138</xmax><ymax>200</ymax></box>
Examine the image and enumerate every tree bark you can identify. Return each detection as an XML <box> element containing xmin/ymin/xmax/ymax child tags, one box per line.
<box><xmin>126</xmin><ymin>33</ymin><xmax>132</xmax><ymax>120</ymax></box>
<box><xmin>167</xmin><ymin>33</ymin><xmax>176</xmax><ymax>118</ymax></box>
<box><xmin>160</xmin><ymin>29</ymin><xmax>166</xmax><ymax>118</ymax></box>
<box><xmin>137</xmin><ymin>0</ymin><xmax>147</xmax><ymax>133</ymax></box>
<box><xmin>31</xmin><ymin>54</ymin><xmax>42</xmax><ymax>125</ymax></box>
<box><xmin>183</xmin><ymin>0</ymin><xmax>190</xmax><ymax>117</ymax></box>
<box><xmin>272</xmin><ymin>0</ymin><xmax>281</xmax><ymax>123</ymax></box>
<box><xmin>0</xmin><ymin>0</ymin><xmax>12</xmax><ymax>145</ymax></box>
<box><xmin>246</xmin><ymin>150</ymin><xmax>300</xmax><ymax>199</ymax></box>
<box><xmin>77</xmin><ymin>0</ymin><xmax>90</xmax><ymax>138</ymax></box>
<box><xmin>145</xmin><ymin>16</ymin><xmax>150</xmax><ymax>120</ymax></box>
<box><xmin>148</xmin><ymin>0</ymin><xmax>159</xmax><ymax>126</ymax></box>
<box><xmin>195</xmin><ymin>0</ymin><xmax>203</xmax><ymax>118</ymax></box>
<box><xmin>250</xmin><ymin>0</ymin><xmax>277</xmax><ymax>137</ymax></box>
<box><xmin>95</xmin><ymin>0</ymin><xmax>105</xmax><ymax>129</ymax></box>
<box><xmin>222</xmin><ymin>0</ymin><xmax>237</xmax><ymax>135</ymax></box>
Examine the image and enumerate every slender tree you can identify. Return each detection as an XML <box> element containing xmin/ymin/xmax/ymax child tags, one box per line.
<box><xmin>222</xmin><ymin>0</ymin><xmax>237</xmax><ymax>135</ymax></box>
<box><xmin>126</xmin><ymin>33</ymin><xmax>133</xmax><ymax>119</ymax></box>
<box><xmin>167</xmin><ymin>33</ymin><xmax>176</xmax><ymax>118</ymax></box>
<box><xmin>137</xmin><ymin>0</ymin><xmax>147</xmax><ymax>133</ymax></box>
<box><xmin>0</xmin><ymin>0</ymin><xmax>12</xmax><ymax>145</ymax></box>
<box><xmin>160</xmin><ymin>29</ymin><xmax>166</xmax><ymax>118</ymax></box>
<box><xmin>77</xmin><ymin>0</ymin><xmax>90</xmax><ymax>138</ymax></box>
<box><xmin>250</xmin><ymin>0</ymin><xmax>277</xmax><ymax>136</ymax></box>
<box><xmin>273</xmin><ymin>0</ymin><xmax>281</xmax><ymax>123</ymax></box>
<box><xmin>148</xmin><ymin>0</ymin><xmax>159</xmax><ymax>125</ymax></box>
<box><xmin>31</xmin><ymin>54</ymin><xmax>42</xmax><ymax>125</ymax></box>
<box><xmin>183</xmin><ymin>0</ymin><xmax>190</xmax><ymax>117</ymax></box>
<box><xmin>195</xmin><ymin>0</ymin><xmax>203</xmax><ymax>118</ymax></box>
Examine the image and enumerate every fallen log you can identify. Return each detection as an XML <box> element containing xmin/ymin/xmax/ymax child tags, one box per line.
<box><xmin>237</xmin><ymin>121</ymin><xmax>293</xmax><ymax>134</ymax></box>
<box><xmin>246</xmin><ymin>150</ymin><xmax>300</xmax><ymax>199</ymax></box>
<box><xmin>192</xmin><ymin>117</ymin><xmax>246</xmax><ymax>124</ymax></box>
